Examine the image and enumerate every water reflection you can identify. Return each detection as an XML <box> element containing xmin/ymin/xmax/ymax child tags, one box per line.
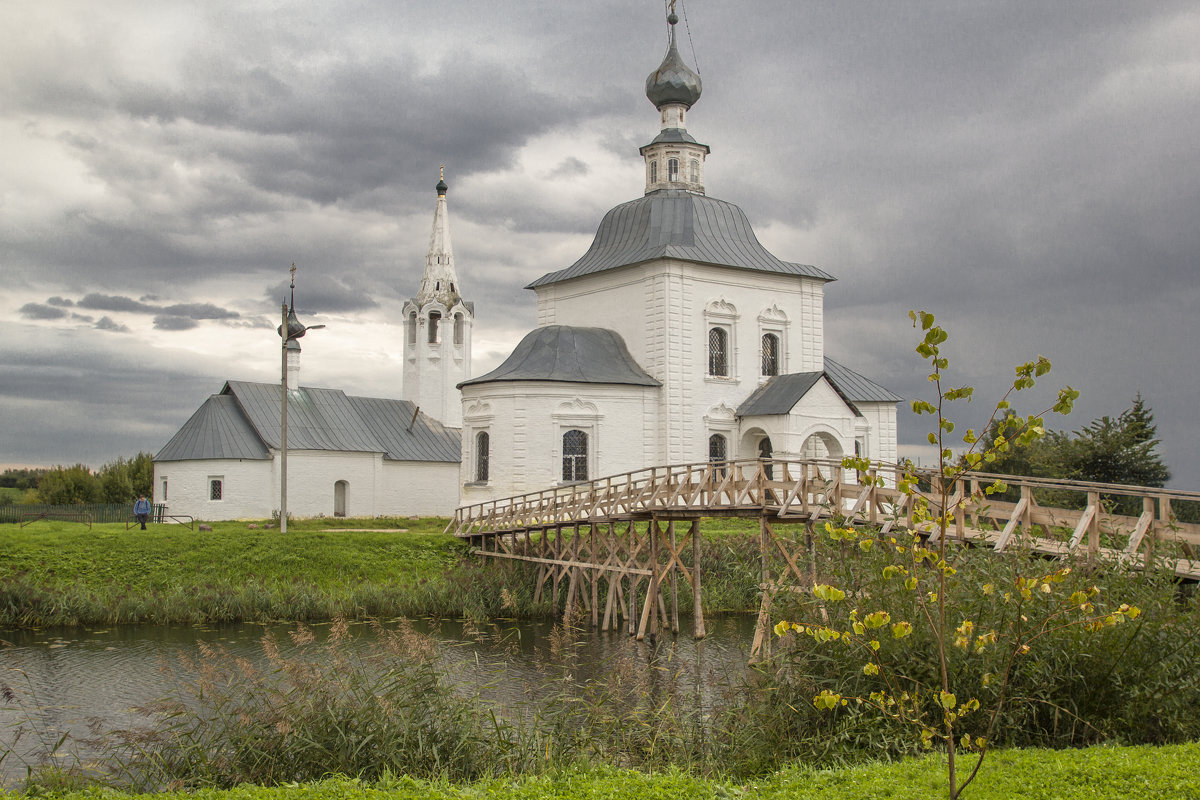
<box><xmin>1</xmin><ymin>616</ymin><xmax>755</xmax><ymax>784</ymax></box>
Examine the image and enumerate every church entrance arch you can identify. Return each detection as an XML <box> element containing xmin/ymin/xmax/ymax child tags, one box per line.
<box><xmin>739</xmin><ymin>428</ymin><xmax>775</xmax><ymax>479</ymax></box>
<box><xmin>334</xmin><ymin>480</ymin><xmax>348</xmax><ymax>517</ymax></box>
<box><xmin>799</xmin><ymin>431</ymin><xmax>844</xmax><ymax>477</ymax></box>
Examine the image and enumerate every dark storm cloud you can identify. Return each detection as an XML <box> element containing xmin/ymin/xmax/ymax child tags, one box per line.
<box><xmin>72</xmin><ymin>294</ymin><xmax>241</xmax><ymax>321</ymax></box>
<box><xmin>78</xmin><ymin>293</ymin><xmax>158</xmax><ymax>313</ymax></box>
<box><xmin>161</xmin><ymin>303</ymin><xmax>240</xmax><ymax>320</ymax></box>
<box><xmin>264</xmin><ymin>274</ymin><xmax>378</xmax><ymax>314</ymax></box>
<box><xmin>94</xmin><ymin>316</ymin><xmax>129</xmax><ymax>332</ymax></box>
<box><xmin>19</xmin><ymin>303</ymin><xmax>68</xmax><ymax>320</ymax></box>
<box><xmin>153</xmin><ymin>316</ymin><xmax>199</xmax><ymax>331</ymax></box>
<box><xmin>46</xmin><ymin>296</ymin><xmax>73</xmax><ymax>307</ymax></box>
<box><xmin>0</xmin><ymin>336</ymin><xmax>229</xmax><ymax>466</ymax></box>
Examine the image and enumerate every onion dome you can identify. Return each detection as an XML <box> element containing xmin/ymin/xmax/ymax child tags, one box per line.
<box><xmin>645</xmin><ymin>12</ymin><xmax>702</xmax><ymax>110</ymax></box>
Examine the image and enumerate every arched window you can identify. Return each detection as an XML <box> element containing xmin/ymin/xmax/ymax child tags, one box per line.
<box><xmin>708</xmin><ymin>327</ymin><xmax>728</xmax><ymax>377</ymax></box>
<box><xmin>650</xmin><ymin>160</ymin><xmax>658</xmax><ymax>183</ymax></box>
<box><xmin>709</xmin><ymin>434</ymin><xmax>727</xmax><ymax>478</ymax></box>
<box><xmin>407</xmin><ymin>311</ymin><xmax>417</xmax><ymax>345</ymax></box>
<box><xmin>761</xmin><ymin>333</ymin><xmax>779</xmax><ymax>376</ymax></box>
<box><xmin>562</xmin><ymin>429</ymin><xmax>588</xmax><ymax>482</ymax></box>
<box><xmin>668</xmin><ymin>157</ymin><xmax>679</xmax><ymax>182</ymax></box>
<box><xmin>475</xmin><ymin>431</ymin><xmax>490</xmax><ymax>482</ymax></box>
<box><xmin>690</xmin><ymin>159</ymin><xmax>700</xmax><ymax>183</ymax></box>
<box><xmin>454</xmin><ymin>313</ymin><xmax>464</xmax><ymax>346</ymax></box>
<box><xmin>428</xmin><ymin>311</ymin><xmax>441</xmax><ymax>343</ymax></box>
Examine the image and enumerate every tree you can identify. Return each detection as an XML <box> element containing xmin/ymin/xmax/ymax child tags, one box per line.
<box><xmin>776</xmin><ymin>311</ymin><xmax>1139</xmax><ymax>799</ymax></box>
<box><xmin>978</xmin><ymin>395</ymin><xmax>1171</xmax><ymax>516</ymax></box>
<box><xmin>36</xmin><ymin>464</ymin><xmax>102</xmax><ymax>504</ymax></box>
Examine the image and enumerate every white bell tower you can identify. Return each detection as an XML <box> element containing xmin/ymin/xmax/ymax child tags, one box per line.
<box><xmin>401</xmin><ymin>167</ymin><xmax>472</xmax><ymax>428</ymax></box>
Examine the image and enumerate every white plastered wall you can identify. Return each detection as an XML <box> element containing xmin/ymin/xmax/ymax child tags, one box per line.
<box><xmin>532</xmin><ymin>260</ymin><xmax>827</xmax><ymax>467</ymax></box>
<box><xmin>459</xmin><ymin>381</ymin><xmax>659</xmax><ymax>504</ymax></box>
<box><xmin>154</xmin><ymin>451</ymin><xmax>460</xmax><ymax>521</ymax></box>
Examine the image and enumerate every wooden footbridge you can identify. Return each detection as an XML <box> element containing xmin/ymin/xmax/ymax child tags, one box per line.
<box><xmin>447</xmin><ymin>459</ymin><xmax>1200</xmax><ymax>657</ymax></box>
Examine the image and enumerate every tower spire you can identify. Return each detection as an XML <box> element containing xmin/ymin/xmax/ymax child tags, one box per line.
<box><xmin>415</xmin><ymin>168</ymin><xmax>459</xmax><ymax>306</ymax></box>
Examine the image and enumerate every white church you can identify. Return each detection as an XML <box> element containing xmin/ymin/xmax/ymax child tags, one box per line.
<box><xmin>153</xmin><ymin>10</ymin><xmax>899</xmax><ymax>520</ymax></box>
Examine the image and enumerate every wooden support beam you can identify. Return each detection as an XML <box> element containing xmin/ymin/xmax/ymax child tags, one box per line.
<box><xmin>669</xmin><ymin>520</ymin><xmax>680</xmax><ymax>635</ymax></box>
<box><xmin>993</xmin><ymin>494</ymin><xmax>1030</xmax><ymax>552</ymax></box>
<box><xmin>692</xmin><ymin>517</ymin><xmax>706</xmax><ymax>639</ymax></box>
<box><xmin>1123</xmin><ymin>498</ymin><xmax>1156</xmax><ymax>561</ymax></box>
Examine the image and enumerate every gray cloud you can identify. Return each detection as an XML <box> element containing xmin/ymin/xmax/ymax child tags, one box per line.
<box><xmin>20</xmin><ymin>303</ymin><xmax>68</xmax><ymax>320</ymax></box>
<box><xmin>46</xmin><ymin>296</ymin><xmax>74</xmax><ymax>307</ymax></box>
<box><xmin>94</xmin><ymin>316</ymin><xmax>129</xmax><ymax>332</ymax></box>
<box><xmin>153</xmin><ymin>316</ymin><xmax>199</xmax><ymax>331</ymax></box>
<box><xmin>161</xmin><ymin>303</ymin><xmax>240</xmax><ymax>320</ymax></box>
<box><xmin>78</xmin><ymin>293</ymin><xmax>158</xmax><ymax>313</ymax></box>
<box><xmin>265</xmin><ymin>274</ymin><xmax>379</xmax><ymax>314</ymax></box>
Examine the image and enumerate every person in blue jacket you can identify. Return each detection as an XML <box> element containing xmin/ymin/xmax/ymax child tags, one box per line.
<box><xmin>133</xmin><ymin>495</ymin><xmax>152</xmax><ymax>530</ymax></box>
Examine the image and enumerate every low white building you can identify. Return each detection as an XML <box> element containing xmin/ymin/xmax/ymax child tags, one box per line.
<box><xmin>154</xmin><ymin>380</ymin><xmax>460</xmax><ymax>521</ymax></box>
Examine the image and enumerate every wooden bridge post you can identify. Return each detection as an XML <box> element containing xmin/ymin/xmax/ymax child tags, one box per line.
<box><xmin>1144</xmin><ymin>496</ymin><xmax>1157</xmax><ymax>569</ymax></box>
<box><xmin>1087</xmin><ymin>491</ymin><xmax>1102</xmax><ymax>558</ymax></box>
<box><xmin>692</xmin><ymin>517</ymin><xmax>706</xmax><ymax>639</ymax></box>
<box><xmin>749</xmin><ymin>514</ymin><xmax>774</xmax><ymax>662</ymax></box>
<box><xmin>668</xmin><ymin>520</ymin><xmax>680</xmax><ymax>635</ymax></box>
<box><xmin>590</xmin><ymin>523</ymin><xmax>600</xmax><ymax>629</ymax></box>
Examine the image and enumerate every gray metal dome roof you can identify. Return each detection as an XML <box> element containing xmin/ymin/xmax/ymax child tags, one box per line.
<box><xmin>526</xmin><ymin>190</ymin><xmax>834</xmax><ymax>288</ymax></box>
<box><xmin>459</xmin><ymin>326</ymin><xmax>660</xmax><ymax>388</ymax></box>
<box><xmin>645</xmin><ymin>17</ymin><xmax>702</xmax><ymax>110</ymax></box>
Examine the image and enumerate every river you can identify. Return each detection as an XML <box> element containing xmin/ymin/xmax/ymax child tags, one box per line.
<box><xmin>1</xmin><ymin>616</ymin><xmax>757</xmax><ymax>785</ymax></box>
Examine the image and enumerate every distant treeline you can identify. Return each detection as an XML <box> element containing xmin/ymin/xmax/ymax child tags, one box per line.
<box><xmin>0</xmin><ymin>453</ymin><xmax>153</xmax><ymax>506</ymax></box>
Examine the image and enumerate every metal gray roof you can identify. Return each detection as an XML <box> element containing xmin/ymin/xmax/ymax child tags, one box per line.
<box><xmin>155</xmin><ymin>394</ymin><xmax>271</xmax><ymax>461</ymax></box>
<box><xmin>460</xmin><ymin>326</ymin><xmax>661</xmax><ymax>388</ymax></box>
<box><xmin>155</xmin><ymin>381</ymin><xmax>460</xmax><ymax>463</ymax></box>
<box><xmin>736</xmin><ymin>372</ymin><xmax>828</xmax><ymax>417</ymax></box>
<box><xmin>526</xmin><ymin>190</ymin><xmax>835</xmax><ymax>289</ymax></box>
<box><xmin>736</xmin><ymin>358</ymin><xmax>901</xmax><ymax>418</ymax></box>
<box><xmin>639</xmin><ymin>128</ymin><xmax>707</xmax><ymax>151</ymax></box>
<box><xmin>823</xmin><ymin>357</ymin><xmax>904</xmax><ymax>403</ymax></box>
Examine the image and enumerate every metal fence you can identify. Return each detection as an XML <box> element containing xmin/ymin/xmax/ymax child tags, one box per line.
<box><xmin>0</xmin><ymin>503</ymin><xmax>167</xmax><ymax>526</ymax></box>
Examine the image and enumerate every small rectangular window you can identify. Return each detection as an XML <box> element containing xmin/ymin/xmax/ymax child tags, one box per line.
<box><xmin>209</xmin><ymin>478</ymin><xmax>223</xmax><ymax>501</ymax></box>
<box><xmin>162</xmin><ymin>478</ymin><xmax>168</xmax><ymax>502</ymax></box>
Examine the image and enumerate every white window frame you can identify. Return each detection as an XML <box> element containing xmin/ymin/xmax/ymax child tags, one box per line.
<box><xmin>757</xmin><ymin>306</ymin><xmax>789</xmax><ymax>380</ymax></box>
<box><xmin>704</xmin><ymin>299</ymin><xmax>738</xmax><ymax>382</ymax></box>
<box><xmin>473</xmin><ymin>429</ymin><xmax>490</xmax><ymax>484</ymax></box>
<box><xmin>553</xmin><ymin>400</ymin><xmax>600</xmax><ymax>486</ymax></box>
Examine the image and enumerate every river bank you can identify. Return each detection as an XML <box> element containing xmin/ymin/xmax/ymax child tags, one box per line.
<box><xmin>9</xmin><ymin>743</ymin><xmax>1200</xmax><ymax>799</ymax></box>
<box><xmin>0</xmin><ymin>517</ymin><xmax>764</xmax><ymax>627</ymax></box>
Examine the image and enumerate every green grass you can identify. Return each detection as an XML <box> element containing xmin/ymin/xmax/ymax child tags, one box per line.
<box><xmin>0</xmin><ymin>518</ymin><xmax>471</xmax><ymax>626</ymax></box>
<box><xmin>12</xmin><ymin>743</ymin><xmax>1200</xmax><ymax>799</ymax></box>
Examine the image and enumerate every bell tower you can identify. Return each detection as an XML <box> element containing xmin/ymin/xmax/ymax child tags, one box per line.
<box><xmin>401</xmin><ymin>167</ymin><xmax>472</xmax><ymax>428</ymax></box>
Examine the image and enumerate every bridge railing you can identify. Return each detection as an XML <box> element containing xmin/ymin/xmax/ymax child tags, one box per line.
<box><xmin>450</xmin><ymin>458</ymin><xmax>1200</xmax><ymax>577</ymax></box>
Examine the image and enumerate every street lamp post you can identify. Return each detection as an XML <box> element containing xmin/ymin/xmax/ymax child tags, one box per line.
<box><xmin>278</xmin><ymin>264</ymin><xmax>324</xmax><ymax>533</ymax></box>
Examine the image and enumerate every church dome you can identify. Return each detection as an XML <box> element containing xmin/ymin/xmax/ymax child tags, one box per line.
<box><xmin>459</xmin><ymin>326</ymin><xmax>660</xmax><ymax>388</ymax></box>
<box><xmin>526</xmin><ymin>190</ymin><xmax>834</xmax><ymax>289</ymax></box>
<box><xmin>645</xmin><ymin>14</ymin><xmax>702</xmax><ymax>110</ymax></box>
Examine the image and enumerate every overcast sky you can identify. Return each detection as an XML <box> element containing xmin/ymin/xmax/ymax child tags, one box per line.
<box><xmin>3</xmin><ymin>1</ymin><xmax>1197</xmax><ymax>488</ymax></box>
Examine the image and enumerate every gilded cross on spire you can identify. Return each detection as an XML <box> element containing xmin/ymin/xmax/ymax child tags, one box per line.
<box><xmin>440</xmin><ymin>163</ymin><xmax>445</xmax><ymax>181</ymax></box>
<box><xmin>289</xmin><ymin>262</ymin><xmax>297</xmax><ymax>288</ymax></box>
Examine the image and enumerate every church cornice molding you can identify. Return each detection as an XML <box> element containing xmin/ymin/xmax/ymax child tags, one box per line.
<box><xmin>553</xmin><ymin>397</ymin><xmax>602</xmax><ymax>420</ymax></box>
